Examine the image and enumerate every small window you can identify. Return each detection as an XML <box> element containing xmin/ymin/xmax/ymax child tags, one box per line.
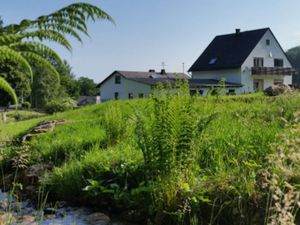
<box><xmin>274</xmin><ymin>79</ymin><xmax>284</xmax><ymax>85</ymax></box>
<box><xmin>266</xmin><ymin>39</ymin><xmax>270</xmax><ymax>46</ymax></box>
<box><xmin>209</xmin><ymin>58</ymin><xmax>217</xmax><ymax>65</ymax></box>
<box><xmin>190</xmin><ymin>90</ymin><xmax>197</xmax><ymax>96</ymax></box>
<box><xmin>128</xmin><ymin>93</ymin><xmax>133</xmax><ymax>99</ymax></box>
<box><xmin>198</xmin><ymin>90</ymin><xmax>204</xmax><ymax>96</ymax></box>
<box><xmin>227</xmin><ymin>89</ymin><xmax>236</xmax><ymax>95</ymax></box>
<box><xmin>138</xmin><ymin>93</ymin><xmax>144</xmax><ymax>98</ymax></box>
<box><xmin>274</xmin><ymin>58</ymin><xmax>284</xmax><ymax>68</ymax></box>
<box><xmin>114</xmin><ymin>92</ymin><xmax>119</xmax><ymax>100</ymax></box>
<box><xmin>115</xmin><ymin>75</ymin><xmax>121</xmax><ymax>84</ymax></box>
<box><xmin>254</xmin><ymin>57</ymin><xmax>264</xmax><ymax>67</ymax></box>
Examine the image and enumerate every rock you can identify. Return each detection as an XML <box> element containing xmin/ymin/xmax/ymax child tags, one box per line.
<box><xmin>0</xmin><ymin>212</ymin><xmax>16</xmax><ymax>225</ymax></box>
<box><xmin>26</xmin><ymin>163</ymin><xmax>53</xmax><ymax>179</ymax></box>
<box><xmin>86</xmin><ymin>212</ymin><xmax>111</xmax><ymax>225</ymax></box>
<box><xmin>122</xmin><ymin>210</ymin><xmax>146</xmax><ymax>223</ymax></box>
<box><xmin>19</xmin><ymin>215</ymin><xmax>36</xmax><ymax>225</ymax></box>
<box><xmin>20</xmin><ymin>120</ymin><xmax>65</xmax><ymax>143</ymax></box>
<box><xmin>55</xmin><ymin>201</ymin><xmax>68</xmax><ymax>208</ymax></box>
<box><xmin>44</xmin><ymin>207</ymin><xmax>57</xmax><ymax>215</ymax></box>
<box><xmin>264</xmin><ymin>84</ymin><xmax>292</xmax><ymax>96</ymax></box>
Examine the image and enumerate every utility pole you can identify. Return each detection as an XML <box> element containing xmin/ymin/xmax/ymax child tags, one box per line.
<box><xmin>182</xmin><ymin>62</ymin><xmax>185</xmax><ymax>73</ymax></box>
<box><xmin>161</xmin><ymin>62</ymin><xmax>166</xmax><ymax>70</ymax></box>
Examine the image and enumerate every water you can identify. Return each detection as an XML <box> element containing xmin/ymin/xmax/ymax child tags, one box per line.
<box><xmin>0</xmin><ymin>190</ymin><xmax>129</xmax><ymax>225</ymax></box>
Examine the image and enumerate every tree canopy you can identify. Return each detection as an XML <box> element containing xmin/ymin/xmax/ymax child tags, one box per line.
<box><xmin>286</xmin><ymin>46</ymin><xmax>300</xmax><ymax>85</ymax></box>
<box><xmin>0</xmin><ymin>2</ymin><xmax>114</xmax><ymax>105</ymax></box>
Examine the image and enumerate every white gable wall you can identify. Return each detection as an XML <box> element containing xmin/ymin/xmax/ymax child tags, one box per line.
<box><xmin>100</xmin><ymin>73</ymin><xmax>151</xmax><ymax>101</ymax></box>
<box><xmin>241</xmin><ymin>30</ymin><xmax>292</xmax><ymax>92</ymax></box>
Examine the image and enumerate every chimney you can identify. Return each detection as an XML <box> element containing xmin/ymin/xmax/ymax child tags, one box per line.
<box><xmin>160</xmin><ymin>69</ymin><xmax>166</xmax><ymax>75</ymax></box>
<box><xmin>149</xmin><ymin>69</ymin><xmax>155</xmax><ymax>73</ymax></box>
<box><xmin>235</xmin><ymin>28</ymin><xmax>241</xmax><ymax>35</ymax></box>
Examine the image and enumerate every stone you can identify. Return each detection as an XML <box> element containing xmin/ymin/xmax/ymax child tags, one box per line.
<box><xmin>19</xmin><ymin>215</ymin><xmax>36</xmax><ymax>225</ymax></box>
<box><xmin>86</xmin><ymin>212</ymin><xmax>111</xmax><ymax>225</ymax></box>
<box><xmin>0</xmin><ymin>213</ymin><xmax>16</xmax><ymax>225</ymax></box>
<box><xmin>264</xmin><ymin>84</ymin><xmax>292</xmax><ymax>96</ymax></box>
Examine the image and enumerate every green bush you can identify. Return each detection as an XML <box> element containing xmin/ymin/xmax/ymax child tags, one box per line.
<box><xmin>44</xmin><ymin>143</ymin><xmax>143</xmax><ymax>204</ymax></box>
<box><xmin>22</xmin><ymin>101</ymin><xmax>31</xmax><ymax>109</ymax></box>
<box><xmin>45</xmin><ymin>98</ymin><xmax>75</xmax><ymax>114</ymax></box>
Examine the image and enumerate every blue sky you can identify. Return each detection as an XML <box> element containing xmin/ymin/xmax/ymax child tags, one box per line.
<box><xmin>1</xmin><ymin>0</ymin><xmax>300</xmax><ymax>82</ymax></box>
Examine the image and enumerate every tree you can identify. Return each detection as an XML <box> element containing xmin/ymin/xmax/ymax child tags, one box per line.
<box><xmin>0</xmin><ymin>3</ymin><xmax>114</xmax><ymax>105</ymax></box>
<box><xmin>286</xmin><ymin>46</ymin><xmax>300</xmax><ymax>86</ymax></box>
<box><xmin>57</xmin><ymin>60</ymin><xmax>80</xmax><ymax>99</ymax></box>
<box><xmin>77</xmin><ymin>77</ymin><xmax>98</xmax><ymax>96</ymax></box>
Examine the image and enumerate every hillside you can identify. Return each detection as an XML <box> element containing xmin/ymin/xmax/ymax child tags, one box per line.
<box><xmin>1</xmin><ymin>89</ymin><xmax>300</xmax><ymax>224</ymax></box>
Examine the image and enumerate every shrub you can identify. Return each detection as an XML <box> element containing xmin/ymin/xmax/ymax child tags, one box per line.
<box><xmin>22</xmin><ymin>101</ymin><xmax>31</xmax><ymax>109</ymax></box>
<box><xmin>264</xmin><ymin>84</ymin><xmax>292</xmax><ymax>96</ymax></box>
<box><xmin>45</xmin><ymin>98</ymin><xmax>76</xmax><ymax>114</ymax></box>
<box><xmin>43</xmin><ymin>143</ymin><xmax>143</xmax><ymax>204</ymax></box>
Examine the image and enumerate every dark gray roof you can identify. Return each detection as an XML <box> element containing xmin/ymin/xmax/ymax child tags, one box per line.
<box><xmin>189</xmin><ymin>28</ymin><xmax>270</xmax><ymax>72</ymax></box>
<box><xmin>189</xmin><ymin>79</ymin><xmax>242</xmax><ymax>87</ymax></box>
<box><xmin>97</xmin><ymin>70</ymin><xmax>190</xmax><ymax>87</ymax></box>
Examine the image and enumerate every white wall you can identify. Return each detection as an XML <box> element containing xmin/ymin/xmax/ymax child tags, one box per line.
<box><xmin>192</xmin><ymin>69</ymin><xmax>242</xmax><ymax>84</ymax></box>
<box><xmin>100</xmin><ymin>73</ymin><xmax>152</xmax><ymax>101</ymax></box>
<box><xmin>241</xmin><ymin>30</ymin><xmax>293</xmax><ymax>92</ymax></box>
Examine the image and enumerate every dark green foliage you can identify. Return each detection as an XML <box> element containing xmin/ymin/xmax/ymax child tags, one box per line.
<box><xmin>44</xmin><ymin>98</ymin><xmax>75</xmax><ymax>114</ymax></box>
<box><xmin>286</xmin><ymin>46</ymin><xmax>300</xmax><ymax>85</ymax></box>
<box><xmin>22</xmin><ymin>101</ymin><xmax>31</xmax><ymax>109</ymax></box>
<box><xmin>77</xmin><ymin>76</ymin><xmax>98</xmax><ymax>96</ymax></box>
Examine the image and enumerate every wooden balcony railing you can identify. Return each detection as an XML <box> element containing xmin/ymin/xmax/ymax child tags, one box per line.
<box><xmin>251</xmin><ymin>67</ymin><xmax>296</xmax><ymax>76</ymax></box>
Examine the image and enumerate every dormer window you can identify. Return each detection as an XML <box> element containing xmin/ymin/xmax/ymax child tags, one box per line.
<box><xmin>266</xmin><ymin>39</ymin><xmax>270</xmax><ymax>46</ymax></box>
<box><xmin>209</xmin><ymin>58</ymin><xmax>217</xmax><ymax>65</ymax></box>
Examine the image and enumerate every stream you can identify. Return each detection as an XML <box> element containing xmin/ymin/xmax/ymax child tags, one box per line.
<box><xmin>0</xmin><ymin>190</ymin><xmax>132</xmax><ymax>225</ymax></box>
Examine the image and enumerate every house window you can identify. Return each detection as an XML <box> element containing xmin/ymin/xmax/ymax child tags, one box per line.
<box><xmin>128</xmin><ymin>93</ymin><xmax>133</xmax><ymax>99</ymax></box>
<box><xmin>114</xmin><ymin>92</ymin><xmax>119</xmax><ymax>100</ymax></box>
<box><xmin>115</xmin><ymin>75</ymin><xmax>121</xmax><ymax>84</ymax></box>
<box><xmin>254</xmin><ymin>57</ymin><xmax>264</xmax><ymax>67</ymax></box>
<box><xmin>274</xmin><ymin>79</ymin><xmax>284</xmax><ymax>85</ymax></box>
<box><xmin>198</xmin><ymin>90</ymin><xmax>204</xmax><ymax>96</ymax></box>
<box><xmin>266</xmin><ymin>39</ymin><xmax>270</xmax><ymax>46</ymax></box>
<box><xmin>190</xmin><ymin>90</ymin><xmax>197</xmax><ymax>96</ymax></box>
<box><xmin>274</xmin><ymin>58</ymin><xmax>284</xmax><ymax>68</ymax></box>
<box><xmin>209</xmin><ymin>58</ymin><xmax>217</xmax><ymax>65</ymax></box>
<box><xmin>138</xmin><ymin>93</ymin><xmax>144</xmax><ymax>98</ymax></box>
<box><xmin>227</xmin><ymin>89</ymin><xmax>236</xmax><ymax>95</ymax></box>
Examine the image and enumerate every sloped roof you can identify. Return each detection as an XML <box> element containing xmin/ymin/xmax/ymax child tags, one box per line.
<box><xmin>189</xmin><ymin>79</ymin><xmax>242</xmax><ymax>87</ymax></box>
<box><xmin>97</xmin><ymin>70</ymin><xmax>190</xmax><ymax>87</ymax></box>
<box><xmin>189</xmin><ymin>28</ymin><xmax>270</xmax><ymax>72</ymax></box>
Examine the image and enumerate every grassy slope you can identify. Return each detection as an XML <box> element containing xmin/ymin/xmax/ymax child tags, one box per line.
<box><xmin>1</xmin><ymin>93</ymin><xmax>300</xmax><ymax>224</ymax></box>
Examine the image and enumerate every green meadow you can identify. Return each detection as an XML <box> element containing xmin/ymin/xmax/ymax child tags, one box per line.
<box><xmin>1</xmin><ymin>86</ymin><xmax>300</xmax><ymax>224</ymax></box>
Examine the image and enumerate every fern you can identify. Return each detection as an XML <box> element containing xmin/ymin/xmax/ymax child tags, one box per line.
<box><xmin>0</xmin><ymin>77</ymin><xmax>17</xmax><ymax>104</ymax></box>
<box><xmin>0</xmin><ymin>2</ymin><xmax>114</xmax><ymax>100</ymax></box>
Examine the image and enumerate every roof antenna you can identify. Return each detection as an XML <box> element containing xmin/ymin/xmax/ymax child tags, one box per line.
<box><xmin>161</xmin><ymin>62</ymin><xmax>166</xmax><ymax>70</ymax></box>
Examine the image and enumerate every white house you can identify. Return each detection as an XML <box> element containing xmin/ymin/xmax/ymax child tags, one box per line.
<box><xmin>97</xmin><ymin>70</ymin><xmax>189</xmax><ymax>101</ymax></box>
<box><xmin>189</xmin><ymin>28</ymin><xmax>296</xmax><ymax>95</ymax></box>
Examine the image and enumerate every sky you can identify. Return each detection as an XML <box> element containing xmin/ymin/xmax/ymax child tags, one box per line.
<box><xmin>1</xmin><ymin>0</ymin><xmax>300</xmax><ymax>83</ymax></box>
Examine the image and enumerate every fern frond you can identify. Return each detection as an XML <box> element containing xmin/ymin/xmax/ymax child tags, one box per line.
<box><xmin>23</xmin><ymin>30</ymin><xmax>72</xmax><ymax>51</ymax></box>
<box><xmin>0</xmin><ymin>46</ymin><xmax>33</xmax><ymax>80</ymax></box>
<box><xmin>21</xmin><ymin>52</ymin><xmax>60</xmax><ymax>82</ymax></box>
<box><xmin>0</xmin><ymin>76</ymin><xmax>18</xmax><ymax>105</ymax></box>
<box><xmin>10</xmin><ymin>42</ymin><xmax>64</xmax><ymax>66</ymax></box>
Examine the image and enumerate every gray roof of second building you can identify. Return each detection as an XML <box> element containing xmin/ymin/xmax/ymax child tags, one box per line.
<box><xmin>97</xmin><ymin>70</ymin><xmax>190</xmax><ymax>87</ymax></box>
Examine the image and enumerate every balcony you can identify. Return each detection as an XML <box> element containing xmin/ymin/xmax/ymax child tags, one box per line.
<box><xmin>251</xmin><ymin>67</ymin><xmax>296</xmax><ymax>76</ymax></box>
